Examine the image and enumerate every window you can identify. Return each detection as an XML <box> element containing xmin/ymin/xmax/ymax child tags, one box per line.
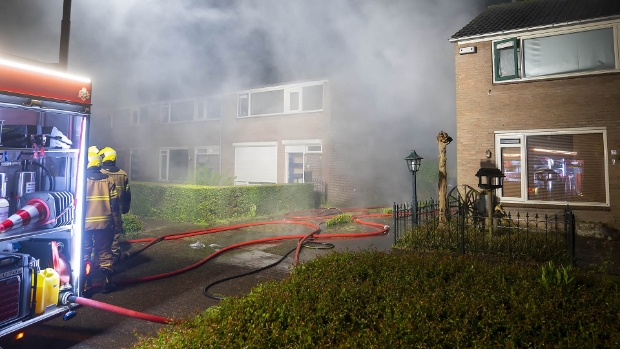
<box><xmin>493</xmin><ymin>27</ymin><xmax>617</xmax><ymax>82</ymax></box>
<box><xmin>238</xmin><ymin>93</ymin><xmax>249</xmax><ymax>117</ymax></box>
<box><xmin>160</xmin><ymin>150</ymin><xmax>168</xmax><ymax>180</ymax></box>
<box><xmin>306</xmin><ymin>145</ymin><xmax>322</xmax><ymax>153</ymax></box>
<box><xmin>250</xmin><ymin>89</ymin><xmax>284</xmax><ymax>115</ymax></box>
<box><xmin>496</xmin><ymin>128</ymin><xmax>608</xmax><ymax>205</ymax></box>
<box><xmin>237</xmin><ymin>81</ymin><xmax>325</xmax><ymax>118</ymax></box>
<box><xmin>206</xmin><ymin>97</ymin><xmax>221</xmax><ymax>120</ymax></box>
<box><xmin>161</xmin><ymin>103</ymin><xmax>170</xmax><ymax>123</ymax></box>
<box><xmin>160</xmin><ymin>148</ymin><xmax>189</xmax><ymax>182</ymax></box>
<box><xmin>170</xmin><ymin>101</ymin><xmax>195</xmax><ymax>123</ymax></box>
<box><xmin>195</xmin><ymin>147</ymin><xmax>220</xmax><ymax>184</ymax></box>
<box><xmin>130</xmin><ymin>150</ymin><xmax>146</xmax><ymax>181</ymax></box>
<box><xmin>302</xmin><ymin>85</ymin><xmax>323</xmax><ymax>111</ymax></box>
<box><xmin>494</xmin><ymin>38</ymin><xmax>519</xmax><ymax>81</ymax></box>
<box><xmin>290</xmin><ymin>92</ymin><xmax>300</xmax><ymax>111</ymax></box>
<box><xmin>524</xmin><ymin>28</ymin><xmax>615</xmax><ymax>77</ymax></box>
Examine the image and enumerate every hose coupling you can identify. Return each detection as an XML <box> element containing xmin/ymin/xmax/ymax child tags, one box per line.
<box><xmin>59</xmin><ymin>284</ymin><xmax>74</xmax><ymax>305</ymax></box>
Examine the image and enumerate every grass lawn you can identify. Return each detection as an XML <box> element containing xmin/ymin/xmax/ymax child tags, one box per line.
<box><xmin>133</xmin><ymin>249</ymin><xmax>620</xmax><ymax>349</ymax></box>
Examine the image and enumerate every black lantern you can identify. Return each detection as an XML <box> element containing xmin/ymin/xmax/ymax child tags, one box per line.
<box><xmin>475</xmin><ymin>167</ymin><xmax>505</xmax><ymax>191</ymax></box>
<box><xmin>405</xmin><ymin>150</ymin><xmax>423</xmax><ymax>174</ymax></box>
<box><xmin>404</xmin><ymin>150</ymin><xmax>423</xmax><ymax>228</ymax></box>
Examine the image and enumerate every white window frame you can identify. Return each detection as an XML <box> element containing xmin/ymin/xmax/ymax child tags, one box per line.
<box><xmin>159</xmin><ymin>147</ymin><xmax>189</xmax><ymax>181</ymax></box>
<box><xmin>237</xmin><ymin>80</ymin><xmax>326</xmax><ymax>118</ymax></box>
<box><xmin>488</xmin><ymin>20</ymin><xmax>620</xmax><ymax>84</ymax></box>
<box><xmin>159</xmin><ymin>149</ymin><xmax>169</xmax><ymax>181</ymax></box>
<box><xmin>495</xmin><ymin>127</ymin><xmax>609</xmax><ymax>207</ymax></box>
<box><xmin>161</xmin><ymin>103</ymin><xmax>170</xmax><ymax>123</ymax></box>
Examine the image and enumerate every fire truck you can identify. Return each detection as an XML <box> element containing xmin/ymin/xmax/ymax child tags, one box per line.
<box><xmin>0</xmin><ymin>56</ymin><xmax>91</xmax><ymax>338</ymax></box>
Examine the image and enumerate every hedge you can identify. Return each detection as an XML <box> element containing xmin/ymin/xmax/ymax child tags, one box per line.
<box><xmin>134</xmin><ymin>251</ymin><xmax>620</xmax><ymax>348</ymax></box>
<box><xmin>130</xmin><ymin>182</ymin><xmax>314</xmax><ymax>223</ymax></box>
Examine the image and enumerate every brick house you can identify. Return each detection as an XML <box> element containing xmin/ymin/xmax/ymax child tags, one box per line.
<box><xmin>90</xmin><ymin>79</ymin><xmax>335</xmax><ymax>196</ymax></box>
<box><xmin>451</xmin><ymin>0</ymin><xmax>620</xmax><ymax>232</ymax></box>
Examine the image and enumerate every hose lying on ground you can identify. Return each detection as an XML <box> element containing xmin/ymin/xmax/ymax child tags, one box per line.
<box><xmin>203</xmin><ymin>240</ymin><xmax>335</xmax><ymax>300</ymax></box>
<box><xmin>78</xmin><ymin>207</ymin><xmax>389</xmax><ymax>324</ymax></box>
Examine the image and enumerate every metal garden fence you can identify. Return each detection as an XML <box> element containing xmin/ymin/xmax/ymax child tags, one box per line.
<box><xmin>393</xmin><ymin>199</ymin><xmax>576</xmax><ymax>264</ymax></box>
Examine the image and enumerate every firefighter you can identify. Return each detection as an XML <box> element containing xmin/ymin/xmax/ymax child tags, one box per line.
<box><xmin>98</xmin><ymin>146</ymin><xmax>131</xmax><ymax>262</ymax></box>
<box><xmin>84</xmin><ymin>147</ymin><xmax>119</xmax><ymax>294</ymax></box>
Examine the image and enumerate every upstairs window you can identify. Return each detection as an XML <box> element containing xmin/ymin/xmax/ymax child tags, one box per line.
<box><xmin>302</xmin><ymin>84</ymin><xmax>324</xmax><ymax>111</ymax></box>
<box><xmin>494</xmin><ymin>38</ymin><xmax>519</xmax><ymax>81</ymax></box>
<box><xmin>250</xmin><ymin>89</ymin><xmax>284</xmax><ymax>115</ymax></box>
<box><xmin>493</xmin><ymin>27</ymin><xmax>617</xmax><ymax>83</ymax></box>
<box><xmin>237</xmin><ymin>82</ymin><xmax>325</xmax><ymax>118</ymax></box>
<box><xmin>524</xmin><ymin>28</ymin><xmax>615</xmax><ymax>77</ymax></box>
<box><xmin>160</xmin><ymin>100</ymin><xmax>209</xmax><ymax>123</ymax></box>
<box><xmin>238</xmin><ymin>93</ymin><xmax>249</xmax><ymax>117</ymax></box>
<box><xmin>206</xmin><ymin>97</ymin><xmax>221</xmax><ymax>120</ymax></box>
<box><xmin>170</xmin><ymin>100</ymin><xmax>195</xmax><ymax>122</ymax></box>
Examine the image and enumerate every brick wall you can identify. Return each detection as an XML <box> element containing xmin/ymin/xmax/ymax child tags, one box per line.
<box><xmin>454</xmin><ymin>40</ymin><xmax>620</xmax><ymax>229</ymax></box>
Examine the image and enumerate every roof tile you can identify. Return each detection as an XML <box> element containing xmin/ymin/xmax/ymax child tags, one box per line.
<box><xmin>452</xmin><ymin>0</ymin><xmax>620</xmax><ymax>40</ymax></box>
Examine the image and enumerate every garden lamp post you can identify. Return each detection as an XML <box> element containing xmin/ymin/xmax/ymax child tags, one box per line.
<box><xmin>405</xmin><ymin>150</ymin><xmax>423</xmax><ymax>227</ymax></box>
<box><xmin>475</xmin><ymin>167</ymin><xmax>505</xmax><ymax>235</ymax></box>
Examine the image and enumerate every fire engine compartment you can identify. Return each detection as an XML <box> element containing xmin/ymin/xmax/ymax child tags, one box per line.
<box><xmin>0</xmin><ymin>93</ymin><xmax>89</xmax><ymax>337</ymax></box>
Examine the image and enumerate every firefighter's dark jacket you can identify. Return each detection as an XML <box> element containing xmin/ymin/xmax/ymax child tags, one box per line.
<box><xmin>101</xmin><ymin>161</ymin><xmax>131</xmax><ymax>214</ymax></box>
<box><xmin>85</xmin><ymin>167</ymin><xmax>119</xmax><ymax>231</ymax></box>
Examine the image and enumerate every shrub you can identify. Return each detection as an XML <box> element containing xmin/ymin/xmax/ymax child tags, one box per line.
<box><xmin>395</xmin><ymin>217</ymin><xmax>569</xmax><ymax>262</ymax></box>
<box><xmin>194</xmin><ymin>166</ymin><xmax>235</xmax><ymax>186</ymax></box>
<box><xmin>130</xmin><ymin>182</ymin><xmax>314</xmax><ymax>224</ymax></box>
<box><xmin>121</xmin><ymin>213</ymin><xmax>144</xmax><ymax>236</ymax></box>
<box><xmin>325</xmin><ymin>213</ymin><xmax>353</xmax><ymax>227</ymax></box>
<box><xmin>133</xmin><ymin>251</ymin><xmax>620</xmax><ymax>349</ymax></box>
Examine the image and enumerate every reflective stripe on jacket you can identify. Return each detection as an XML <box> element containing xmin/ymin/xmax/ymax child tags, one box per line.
<box><xmin>85</xmin><ymin>178</ymin><xmax>118</xmax><ymax>231</ymax></box>
<box><xmin>101</xmin><ymin>168</ymin><xmax>131</xmax><ymax>214</ymax></box>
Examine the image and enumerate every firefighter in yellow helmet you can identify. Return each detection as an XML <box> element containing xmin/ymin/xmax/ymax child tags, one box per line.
<box><xmin>84</xmin><ymin>147</ymin><xmax>119</xmax><ymax>294</ymax></box>
<box><xmin>98</xmin><ymin>146</ymin><xmax>131</xmax><ymax>262</ymax></box>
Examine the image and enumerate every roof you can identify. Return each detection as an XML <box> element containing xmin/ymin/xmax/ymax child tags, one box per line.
<box><xmin>452</xmin><ymin>0</ymin><xmax>620</xmax><ymax>41</ymax></box>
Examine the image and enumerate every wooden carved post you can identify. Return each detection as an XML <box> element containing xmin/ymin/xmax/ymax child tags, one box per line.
<box><xmin>437</xmin><ymin>131</ymin><xmax>453</xmax><ymax>227</ymax></box>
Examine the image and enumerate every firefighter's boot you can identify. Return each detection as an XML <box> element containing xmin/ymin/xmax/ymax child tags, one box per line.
<box><xmin>100</xmin><ymin>268</ymin><xmax>116</xmax><ymax>294</ymax></box>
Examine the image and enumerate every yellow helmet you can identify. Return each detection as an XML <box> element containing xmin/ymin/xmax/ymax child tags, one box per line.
<box><xmin>98</xmin><ymin>146</ymin><xmax>117</xmax><ymax>163</ymax></box>
<box><xmin>88</xmin><ymin>145</ymin><xmax>99</xmax><ymax>154</ymax></box>
<box><xmin>87</xmin><ymin>149</ymin><xmax>102</xmax><ymax>169</ymax></box>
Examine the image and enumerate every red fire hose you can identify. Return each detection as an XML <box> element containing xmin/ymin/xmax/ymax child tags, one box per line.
<box><xmin>68</xmin><ymin>296</ymin><xmax>178</xmax><ymax>324</ymax></box>
<box><xmin>74</xmin><ymin>208</ymin><xmax>390</xmax><ymax>324</ymax></box>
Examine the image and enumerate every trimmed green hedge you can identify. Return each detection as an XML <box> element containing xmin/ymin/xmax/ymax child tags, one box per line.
<box><xmin>134</xmin><ymin>251</ymin><xmax>620</xmax><ymax>348</ymax></box>
<box><xmin>130</xmin><ymin>182</ymin><xmax>314</xmax><ymax>223</ymax></box>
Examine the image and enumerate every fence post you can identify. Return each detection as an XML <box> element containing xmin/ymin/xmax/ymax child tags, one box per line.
<box><xmin>393</xmin><ymin>202</ymin><xmax>397</xmax><ymax>245</ymax></box>
<box><xmin>324</xmin><ymin>182</ymin><xmax>328</xmax><ymax>204</ymax></box>
<box><xmin>460</xmin><ymin>199</ymin><xmax>465</xmax><ymax>255</ymax></box>
<box><xmin>565</xmin><ymin>205</ymin><xmax>575</xmax><ymax>265</ymax></box>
